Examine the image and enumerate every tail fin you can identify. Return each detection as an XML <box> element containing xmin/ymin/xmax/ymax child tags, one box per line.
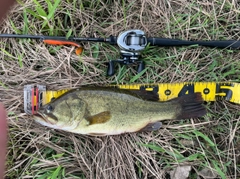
<box><xmin>173</xmin><ymin>93</ymin><xmax>206</xmax><ymax>119</ymax></box>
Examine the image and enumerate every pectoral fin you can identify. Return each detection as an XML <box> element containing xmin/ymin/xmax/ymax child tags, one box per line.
<box><xmin>139</xmin><ymin>122</ymin><xmax>162</xmax><ymax>132</ymax></box>
<box><xmin>86</xmin><ymin>111</ymin><xmax>111</xmax><ymax>125</ymax></box>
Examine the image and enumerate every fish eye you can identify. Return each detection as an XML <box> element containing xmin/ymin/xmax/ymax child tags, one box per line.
<box><xmin>50</xmin><ymin>97</ymin><xmax>55</xmax><ymax>102</ymax></box>
<box><xmin>46</xmin><ymin>105</ymin><xmax>54</xmax><ymax>113</ymax></box>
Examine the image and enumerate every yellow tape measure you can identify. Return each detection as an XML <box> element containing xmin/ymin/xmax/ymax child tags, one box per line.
<box><xmin>24</xmin><ymin>82</ymin><xmax>239</xmax><ymax>114</ymax></box>
<box><xmin>43</xmin><ymin>82</ymin><xmax>239</xmax><ymax>104</ymax></box>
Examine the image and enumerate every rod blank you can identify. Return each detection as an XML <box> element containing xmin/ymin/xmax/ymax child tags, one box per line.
<box><xmin>147</xmin><ymin>37</ymin><xmax>240</xmax><ymax>49</ymax></box>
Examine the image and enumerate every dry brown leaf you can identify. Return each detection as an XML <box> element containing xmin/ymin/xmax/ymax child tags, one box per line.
<box><xmin>169</xmin><ymin>165</ymin><xmax>191</xmax><ymax>179</ymax></box>
<box><xmin>197</xmin><ymin>168</ymin><xmax>218</xmax><ymax>179</ymax></box>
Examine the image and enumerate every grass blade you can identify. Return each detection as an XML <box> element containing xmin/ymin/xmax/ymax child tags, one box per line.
<box><xmin>42</xmin><ymin>0</ymin><xmax>61</xmax><ymax>28</ymax></box>
<box><xmin>47</xmin><ymin>0</ymin><xmax>61</xmax><ymax>20</ymax></box>
<box><xmin>139</xmin><ymin>143</ymin><xmax>165</xmax><ymax>152</ymax></box>
<box><xmin>212</xmin><ymin>160</ymin><xmax>226</xmax><ymax>179</ymax></box>
<box><xmin>46</xmin><ymin>0</ymin><xmax>53</xmax><ymax>13</ymax></box>
<box><xmin>130</xmin><ymin>68</ymin><xmax>148</xmax><ymax>83</ymax></box>
<box><xmin>36</xmin><ymin>7</ymin><xmax>47</xmax><ymax>17</ymax></box>
<box><xmin>10</xmin><ymin>20</ymin><xmax>22</xmax><ymax>34</ymax></box>
<box><xmin>66</xmin><ymin>29</ymin><xmax>73</xmax><ymax>39</ymax></box>
<box><xmin>23</xmin><ymin>9</ymin><xmax>28</xmax><ymax>34</ymax></box>
<box><xmin>51</xmin><ymin>166</ymin><xmax>62</xmax><ymax>179</ymax></box>
<box><xmin>32</xmin><ymin>0</ymin><xmax>47</xmax><ymax>17</ymax></box>
<box><xmin>193</xmin><ymin>130</ymin><xmax>215</xmax><ymax>147</ymax></box>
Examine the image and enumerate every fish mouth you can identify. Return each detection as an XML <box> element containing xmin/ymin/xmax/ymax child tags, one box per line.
<box><xmin>34</xmin><ymin>111</ymin><xmax>57</xmax><ymax>125</ymax></box>
<box><xmin>34</xmin><ymin>112</ymin><xmax>48</xmax><ymax>122</ymax></box>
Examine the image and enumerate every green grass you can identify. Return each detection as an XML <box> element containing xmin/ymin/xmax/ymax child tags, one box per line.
<box><xmin>1</xmin><ymin>0</ymin><xmax>240</xmax><ymax>178</ymax></box>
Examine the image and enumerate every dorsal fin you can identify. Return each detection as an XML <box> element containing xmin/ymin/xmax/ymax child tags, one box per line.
<box><xmin>130</xmin><ymin>90</ymin><xmax>159</xmax><ymax>101</ymax></box>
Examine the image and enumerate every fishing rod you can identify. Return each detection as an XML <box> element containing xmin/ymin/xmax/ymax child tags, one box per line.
<box><xmin>1</xmin><ymin>29</ymin><xmax>240</xmax><ymax>76</ymax></box>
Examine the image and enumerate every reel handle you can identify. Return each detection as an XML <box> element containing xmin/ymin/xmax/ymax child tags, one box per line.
<box><xmin>137</xmin><ymin>61</ymin><xmax>145</xmax><ymax>73</ymax></box>
<box><xmin>107</xmin><ymin>60</ymin><xmax>115</xmax><ymax>76</ymax></box>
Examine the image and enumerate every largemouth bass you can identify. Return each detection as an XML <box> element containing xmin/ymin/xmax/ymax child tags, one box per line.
<box><xmin>33</xmin><ymin>87</ymin><xmax>206</xmax><ymax>136</ymax></box>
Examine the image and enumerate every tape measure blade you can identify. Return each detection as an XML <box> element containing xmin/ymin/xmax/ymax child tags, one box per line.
<box><xmin>44</xmin><ymin>89</ymin><xmax>71</xmax><ymax>105</ymax></box>
<box><xmin>33</xmin><ymin>82</ymin><xmax>240</xmax><ymax>106</ymax></box>
<box><xmin>194</xmin><ymin>82</ymin><xmax>216</xmax><ymax>102</ymax></box>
